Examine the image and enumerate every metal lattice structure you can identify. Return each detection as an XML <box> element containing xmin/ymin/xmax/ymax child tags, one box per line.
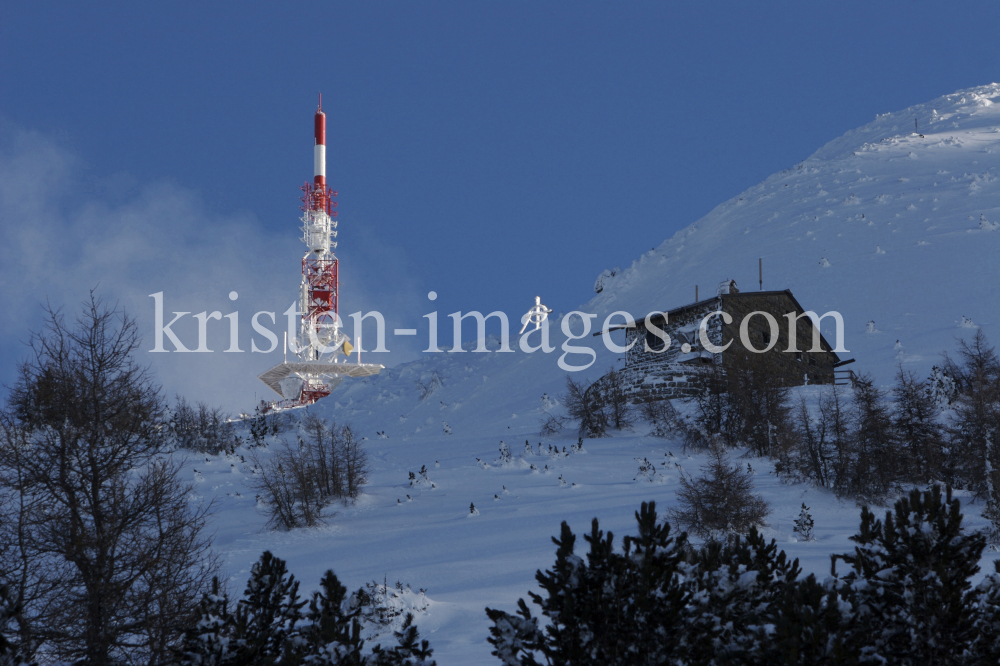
<box><xmin>258</xmin><ymin>96</ymin><xmax>383</xmax><ymax>410</ymax></box>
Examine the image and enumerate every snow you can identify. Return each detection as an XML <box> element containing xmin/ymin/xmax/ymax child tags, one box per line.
<box><xmin>192</xmin><ymin>84</ymin><xmax>1000</xmax><ymax>664</ymax></box>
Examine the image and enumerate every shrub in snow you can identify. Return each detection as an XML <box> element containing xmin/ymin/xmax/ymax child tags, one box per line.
<box><xmin>497</xmin><ymin>441</ymin><xmax>511</xmax><ymax>465</ymax></box>
<box><xmin>245</xmin><ymin>404</ymin><xmax>271</xmax><ymax>448</ymax></box>
<box><xmin>562</xmin><ymin>375</ymin><xmax>609</xmax><ymax>438</ymax></box>
<box><xmin>544</xmin><ymin>444</ymin><xmax>564</xmax><ymax>460</ymax></box>
<box><xmin>442</xmin><ymin>421</ymin><xmax>452</xmax><ymax>435</ymax></box>
<box><xmin>669</xmin><ymin>442</ymin><xmax>769</xmax><ymax>537</ymax></box>
<box><xmin>242</xmin><ymin>403</ymin><xmax>295</xmax><ymax>447</ymax></box>
<box><xmin>641</xmin><ymin>399</ymin><xmax>679</xmax><ymax>438</ymax></box>
<box><xmin>927</xmin><ymin>364</ymin><xmax>957</xmax><ymax>407</ymax></box>
<box><xmin>249</xmin><ymin>419</ymin><xmax>369</xmax><ymax>529</ymax></box>
<box><xmin>634</xmin><ymin>457</ymin><xmax>655</xmax><ymax>482</ymax></box>
<box><xmin>409</xmin><ymin>465</ymin><xmax>436</xmax><ymax>489</ymax></box>
<box><xmin>539</xmin><ymin>413</ymin><xmax>565</xmax><ymax>436</ymax></box>
<box><xmin>368</xmin><ymin>613</ymin><xmax>436</xmax><ymax>666</ymax></box>
<box><xmin>792</xmin><ymin>503</ymin><xmax>814</xmax><ymax>541</ymax></box>
<box><xmin>469</xmin><ymin>503</ymin><xmax>479</xmax><ymax>516</ymax></box>
<box><xmin>562</xmin><ymin>369</ymin><xmax>635</xmax><ymax>435</ymax></box>
<box><xmin>355</xmin><ymin>579</ymin><xmax>430</xmax><ymax>640</ymax></box>
<box><xmin>169</xmin><ymin>396</ymin><xmax>235</xmax><ymax>454</ymax></box>
<box><xmin>594</xmin><ymin>367</ymin><xmax>635</xmax><ymax>432</ymax></box>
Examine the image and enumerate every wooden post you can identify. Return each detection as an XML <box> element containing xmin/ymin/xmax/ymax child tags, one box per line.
<box><xmin>695</xmin><ymin>285</ymin><xmax>699</xmax><ymax>302</ymax></box>
<box><xmin>759</xmin><ymin>258</ymin><xmax>762</xmax><ymax>290</ymax></box>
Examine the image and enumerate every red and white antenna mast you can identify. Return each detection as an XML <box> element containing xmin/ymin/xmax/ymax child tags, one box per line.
<box><xmin>256</xmin><ymin>95</ymin><xmax>383</xmax><ymax>410</ymax></box>
<box><xmin>298</xmin><ymin>95</ymin><xmax>340</xmax><ymax>351</ymax></box>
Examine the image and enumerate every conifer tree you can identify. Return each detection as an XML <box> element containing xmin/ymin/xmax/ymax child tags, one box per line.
<box><xmin>302</xmin><ymin>571</ymin><xmax>365</xmax><ymax>666</ymax></box>
<box><xmin>833</xmin><ymin>485</ymin><xmax>984</xmax><ymax>664</ymax></box>
<box><xmin>669</xmin><ymin>442</ymin><xmax>769</xmax><ymax>537</ymax></box>
<box><xmin>485</xmin><ymin>501</ymin><xmax>689</xmax><ymax>665</ymax></box>
<box><xmin>180</xmin><ymin>556</ymin><xmax>436</xmax><ymax>666</ymax></box>
<box><xmin>768</xmin><ymin>573</ymin><xmax>856</xmax><ymax>664</ymax></box>
<box><xmin>232</xmin><ymin>551</ymin><xmax>306</xmax><ymax>665</ymax></box>
<box><xmin>682</xmin><ymin>528</ymin><xmax>802</xmax><ymax>664</ymax></box>
<box><xmin>369</xmin><ymin>613</ymin><xmax>436</xmax><ymax>666</ymax></box>
<box><xmin>968</xmin><ymin>560</ymin><xmax>1000</xmax><ymax>662</ymax></box>
<box><xmin>848</xmin><ymin>374</ymin><xmax>898</xmax><ymax>502</ymax></box>
<box><xmin>892</xmin><ymin>366</ymin><xmax>943</xmax><ymax>482</ymax></box>
<box><xmin>793</xmin><ymin>503</ymin><xmax>814</xmax><ymax>541</ymax></box>
<box><xmin>176</xmin><ymin>577</ymin><xmax>235</xmax><ymax>666</ymax></box>
<box><xmin>944</xmin><ymin>331</ymin><xmax>1000</xmax><ymax>493</ymax></box>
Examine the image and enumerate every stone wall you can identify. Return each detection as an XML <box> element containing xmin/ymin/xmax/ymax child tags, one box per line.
<box><xmin>623</xmin><ymin>299</ymin><xmax>725</xmax><ymax>369</ymax></box>
<box><xmin>590</xmin><ymin>364</ymin><xmax>716</xmax><ymax>404</ymax></box>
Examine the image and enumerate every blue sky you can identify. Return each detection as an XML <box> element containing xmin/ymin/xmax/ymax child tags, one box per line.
<box><xmin>1</xmin><ymin>1</ymin><xmax>999</xmax><ymax>409</ymax></box>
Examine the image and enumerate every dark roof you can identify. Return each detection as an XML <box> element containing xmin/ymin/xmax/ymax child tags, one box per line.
<box><xmin>597</xmin><ymin>288</ymin><xmax>841</xmax><ymax>361</ymax></box>
<box><xmin>601</xmin><ymin>290</ymin><xmax>793</xmax><ymax>331</ymax></box>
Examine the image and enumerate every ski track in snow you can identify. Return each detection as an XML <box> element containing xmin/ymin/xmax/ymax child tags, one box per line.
<box><xmin>196</xmin><ymin>84</ymin><xmax>1000</xmax><ymax>664</ymax></box>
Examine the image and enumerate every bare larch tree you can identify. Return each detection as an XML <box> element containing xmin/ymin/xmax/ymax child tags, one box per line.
<box><xmin>0</xmin><ymin>295</ymin><xmax>216</xmax><ymax>666</ymax></box>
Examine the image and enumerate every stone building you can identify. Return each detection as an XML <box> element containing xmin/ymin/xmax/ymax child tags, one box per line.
<box><xmin>602</xmin><ymin>280</ymin><xmax>850</xmax><ymax>402</ymax></box>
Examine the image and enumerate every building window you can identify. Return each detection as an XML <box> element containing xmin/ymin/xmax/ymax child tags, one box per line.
<box><xmin>796</xmin><ymin>352</ymin><xmax>803</xmax><ymax>362</ymax></box>
<box><xmin>645</xmin><ymin>329</ymin><xmax>667</xmax><ymax>352</ymax></box>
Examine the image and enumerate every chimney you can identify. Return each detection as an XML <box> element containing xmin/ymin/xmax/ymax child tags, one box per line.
<box><xmin>717</xmin><ymin>279</ymin><xmax>738</xmax><ymax>296</ymax></box>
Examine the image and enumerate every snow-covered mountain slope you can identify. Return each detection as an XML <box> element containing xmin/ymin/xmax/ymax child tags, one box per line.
<box><xmin>592</xmin><ymin>84</ymin><xmax>1000</xmax><ymax>381</ymax></box>
<box><xmin>200</xmin><ymin>85</ymin><xmax>1000</xmax><ymax>665</ymax></box>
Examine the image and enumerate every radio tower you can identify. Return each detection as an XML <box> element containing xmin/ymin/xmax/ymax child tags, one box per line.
<box><xmin>299</xmin><ymin>95</ymin><xmax>341</xmax><ymax>361</ymax></box>
<box><xmin>257</xmin><ymin>96</ymin><xmax>383</xmax><ymax>410</ymax></box>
